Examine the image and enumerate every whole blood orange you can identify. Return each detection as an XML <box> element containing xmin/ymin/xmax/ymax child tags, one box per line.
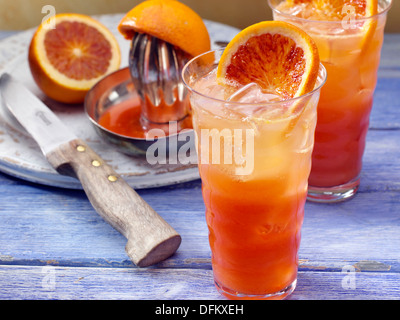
<box><xmin>118</xmin><ymin>0</ymin><xmax>210</xmax><ymax>58</ymax></box>
<box><xmin>29</xmin><ymin>13</ymin><xmax>121</xmax><ymax>104</ymax></box>
<box><xmin>217</xmin><ymin>21</ymin><xmax>320</xmax><ymax>99</ymax></box>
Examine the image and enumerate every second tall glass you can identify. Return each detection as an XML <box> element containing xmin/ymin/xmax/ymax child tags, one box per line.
<box><xmin>269</xmin><ymin>0</ymin><xmax>392</xmax><ymax>202</ymax></box>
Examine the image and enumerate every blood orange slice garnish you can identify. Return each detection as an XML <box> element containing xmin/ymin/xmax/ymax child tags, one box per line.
<box><xmin>29</xmin><ymin>13</ymin><xmax>121</xmax><ymax>104</ymax></box>
<box><xmin>217</xmin><ymin>21</ymin><xmax>320</xmax><ymax>100</ymax></box>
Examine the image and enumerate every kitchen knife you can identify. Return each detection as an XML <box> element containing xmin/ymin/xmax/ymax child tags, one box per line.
<box><xmin>0</xmin><ymin>73</ymin><xmax>181</xmax><ymax>267</ymax></box>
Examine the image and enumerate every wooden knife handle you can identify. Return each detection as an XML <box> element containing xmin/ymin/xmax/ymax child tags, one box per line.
<box><xmin>46</xmin><ymin>139</ymin><xmax>181</xmax><ymax>267</ymax></box>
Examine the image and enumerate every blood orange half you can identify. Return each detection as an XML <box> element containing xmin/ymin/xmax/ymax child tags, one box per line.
<box><xmin>29</xmin><ymin>13</ymin><xmax>121</xmax><ymax>104</ymax></box>
<box><xmin>217</xmin><ymin>21</ymin><xmax>320</xmax><ymax>100</ymax></box>
<box><xmin>118</xmin><ymin>0</ymin><xmax>210</xmax><ymax>58</ymax></box>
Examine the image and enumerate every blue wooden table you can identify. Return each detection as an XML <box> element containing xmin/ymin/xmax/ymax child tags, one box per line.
<box><xmin>0</xmin><ymin>30</ymin><xmax>399</xmax><ymax>301</ymax></box>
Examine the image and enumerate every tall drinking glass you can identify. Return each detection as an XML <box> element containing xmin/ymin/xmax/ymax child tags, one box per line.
<box><xmin>268</xmin><ymin>0</ymin><xmax>392</xmax><ymax>202</ymax></box>
<box><xmin>182</xmin><ymin>49</ymin><xmax>326</xmax><ymax>300</ymax></box>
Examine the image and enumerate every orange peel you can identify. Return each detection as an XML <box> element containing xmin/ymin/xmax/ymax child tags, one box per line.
<box><xmin>118</xmin><ymin>0</ymin><xmax>210</xmax><ymax>58</ymax></box>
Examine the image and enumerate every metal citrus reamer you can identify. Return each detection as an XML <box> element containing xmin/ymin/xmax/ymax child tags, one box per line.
<box><xmin>116</xmin><ymin>0</ymin><xmax>211</xmax><ymax>134</ymax></box>
<box><xmin>128</xmin><ymin>32</ymin><xmax>191</xmax><ymax>129</ymax></box>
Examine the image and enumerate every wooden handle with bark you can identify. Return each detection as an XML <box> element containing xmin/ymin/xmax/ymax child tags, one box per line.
<box><xmin>46</xmin><ymin>139</ymin><xmax>181</xmax><ymax>267</ymax></box>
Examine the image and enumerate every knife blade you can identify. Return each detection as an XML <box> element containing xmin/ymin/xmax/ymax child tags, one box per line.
<box><xmin>0</xmin><ymin>73</ymin><xmax>181</xmax><ymax>267</ymax></box>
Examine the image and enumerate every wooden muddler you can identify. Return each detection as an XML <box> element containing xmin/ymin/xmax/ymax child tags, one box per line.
<box><xmin>46</xmin><ymin>139</ymin><xmax>181</xmax><ymax>267</ymax></box>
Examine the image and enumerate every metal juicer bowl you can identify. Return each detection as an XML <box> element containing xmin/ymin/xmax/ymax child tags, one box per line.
<box><xmin>84</xmin><ymin>67</ymin><xmax>195</xmax><ymax>156</ymax></box>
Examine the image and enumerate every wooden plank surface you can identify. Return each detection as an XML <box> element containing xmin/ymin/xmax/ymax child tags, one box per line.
<box><xmin>0</xmin><ymin>264</ymin><xmax>399</xmax><ymax>300</ymax></box>
<box><xmin>1</xmin><ymin>131</ymin><xmax>399</xmax><ymax>267</ymax></box>
<box><xmin>1</xmin><ymin>136</ymin><xmax>399</xmax><ymax>269</ymax></box>
<box><xmin>0</xmin><ymin>33</ymin><xmax>399</xmax><ymax>300</ymax></box>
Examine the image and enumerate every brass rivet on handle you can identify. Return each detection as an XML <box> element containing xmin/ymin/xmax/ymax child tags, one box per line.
<box><xmin>92</xmin><ymin>160</ymin><xmax>101</xmax><ymax>167</ymax></box>
<box><xmin>108</xmin><ymin>175</ymin><xmax>118</xmax><ymax>182</ymax></box>
<box><xmin>76</xmin><ymin>145</ymin><xmax>86</xmax><ymax>152</ymax></box>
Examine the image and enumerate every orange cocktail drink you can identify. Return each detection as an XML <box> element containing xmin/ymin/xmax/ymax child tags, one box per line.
<box><xmin>269</xmin><ymin>0</ymin><xmax>392</xmax><ymax>202</ymax></box>
<box><xmin>183</xmin><ymin>48</ymin><xmax>326</xmax><ymax>299</ymax></box>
